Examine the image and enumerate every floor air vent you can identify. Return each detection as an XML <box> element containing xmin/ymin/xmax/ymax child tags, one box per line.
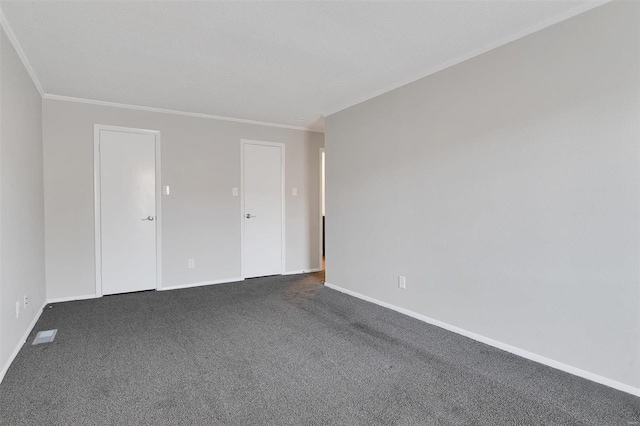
<box><xmin>32</xmin><ymin>329</ymin><xmax>57</xmax><ymax>345</ymax></box>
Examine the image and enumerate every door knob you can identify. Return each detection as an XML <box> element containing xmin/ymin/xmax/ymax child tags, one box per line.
<box><xmin>142</xmin><ymin>216</ymin><xmax>155</xmax><ymax>221</ymax></box>
<box><xmin>246</xmin><ymin>214</ymin><xmax>256</xmax><ymax>219</ymax></box>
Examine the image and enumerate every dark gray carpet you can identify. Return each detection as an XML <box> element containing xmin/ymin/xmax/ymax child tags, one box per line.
<box><xmin>1</xmin><ymin>273</ymin><xmax>638</xmax><ymax>425</ymax></box>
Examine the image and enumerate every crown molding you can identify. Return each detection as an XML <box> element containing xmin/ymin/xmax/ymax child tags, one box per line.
<box><xmin>43</xmin><ymin>94</ymin><xmax>324</xmax><ymax>133</ymax></box>
<box><xmin>323</xmin><ymin>0</ymin><xmax>611</xmax><ymax>117</ymax></box>
<box><xmin>1</xmin><ymin>5</ymin><xmax>323</xmax><ymax>134</ymax></box>
<box><xmin>1</xmin><ymin>4</ymin><xmax>322</xmax><ymax>133</ymax></box>
<box><xmin>5</xmin><ymin>0</ymin><xmax>608</xmax><ymax>130</ymax></box>
<box><xmin>0</xmin><ymin>9</ymin><xmax>45</xmax><ymax>96</ymax></box>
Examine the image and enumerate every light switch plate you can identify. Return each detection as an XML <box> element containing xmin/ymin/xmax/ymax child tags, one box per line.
<box><xmin>163</xmin><ymin>185</ymin><xmax>170</xmax><ymax>195</ymax></box>
<box><xmin>292</xmin><ymin>188</ymin><xmax>298</xmax><ymax>196</ymax></box>
<box><xmin>398</xmin><ymin>276</ymin><xmax>406</xmax><ymax>289</ymax></box>
<box><xmin>232</xmin><ymin>187</ymin><xmax>238</xmax><ymax>197</ymax></box>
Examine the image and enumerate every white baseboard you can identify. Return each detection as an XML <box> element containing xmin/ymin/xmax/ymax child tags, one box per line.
<box><xmin>0</xmin><ymin>301</ymin><xmax>46</xmax><ymax>384</ymax></box>
<box><xmin>47</xmin><ymin>294</ymin><xmax>99</xmax><ymax>304</ymax></box>
<box><xmin>323</xmin><ymin>282</ymin><xmax>640</xmax><ymax>398</ymax></box>
<box><xmin>158</xmin><ymin>277</ymin><xmax>244</xmax><ymax>291</ymax></box>
<box><xmin>48</xmin><ymin>271</ymin><xmax>320</xmax><ymax>301</ymax></box>
<box><xmin>283</xmin><ymin>268</ymin><xmax>323</xmax><ymax>275</ymax></box>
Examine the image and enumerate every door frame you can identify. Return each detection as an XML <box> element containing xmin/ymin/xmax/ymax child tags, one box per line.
<box><xmin>319</xmin><ymin>147</ymin><xmax>325</xmax><ymax>271</ymax></box>
<box><xmin>240</xmin><ymin>139</ymin><xmax>286</xmax><ymax>279</ymax></box>
<box><xmin>93</xmin><ymin>124</ymin><xmax>162</xmax><ymax>297</ymax></box>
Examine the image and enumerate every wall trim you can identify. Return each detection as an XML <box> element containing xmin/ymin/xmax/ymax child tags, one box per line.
<box><xmin>318</xmin><ymin>147</ymin><xmax>325</xmax><ymax>271</ymax></box>
<box><xmin>284</xmin><ymin>268</ymin><xmax>323</xmax><ymax>275</ymax></box>
<box><xmin>322</xmin><ymin>1</ymin><xmax>611</xmax><ymax>117</ymax></box>
<box><xmin>323</xmin><ymin>282</ymin><xmax>640</xmax><ymax>398</ymax></box>
<box><xmin>43</xmin><ymin>94</ymin><xmax>324</xmax><ymax>133</ymax></box>
<box><xmin>0</xmin><ymin>10</ymin><xmax>45</xmax><ymax>96</ymax></box>
<box><xmin>47</xmin><ymin>294</ymin><xmax>99</xmax><ymax>304</ymax></box>
<box><xmin>158</xmin><ymin>277</ymin><xmax>244</xmax><ymax>292</ymax></box>
<box><xmin>0</xmin><ymin>301</ymin><xmax>47</xmax><ymax>384</ymax></box>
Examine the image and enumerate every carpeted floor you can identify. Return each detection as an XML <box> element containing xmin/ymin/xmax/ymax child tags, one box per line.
<box><xmin>1</xmin><ymin>272</ymin><xmax>638</xmax><ymax>425</ymax></box>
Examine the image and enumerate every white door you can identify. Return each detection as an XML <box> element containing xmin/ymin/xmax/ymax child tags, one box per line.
<box><xmin>98</xmin><ymin>128</ymin><xmax>158</xmax><ymax>295</ymax></box>
<box><xmin>243</xmin><ymin>142</ymin><xmax>284</xmax><ymax>278</ymax></box>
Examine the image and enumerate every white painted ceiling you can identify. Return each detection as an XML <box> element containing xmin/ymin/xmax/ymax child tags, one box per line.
<box><xmin>1</xmin><ymin>1</ymin><xmax>603</xmax><ymax>132</ymax></box>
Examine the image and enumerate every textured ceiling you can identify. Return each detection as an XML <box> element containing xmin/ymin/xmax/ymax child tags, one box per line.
<box><xmin>1</xmin><ymin>1</ymin><xmax>604</xmax><ymax>132</ymax></box>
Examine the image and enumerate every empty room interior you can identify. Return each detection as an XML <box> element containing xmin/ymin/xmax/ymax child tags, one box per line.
<box><xmin>1</xmin><ymin>0</ymin><xmax>639</xmax><ymax>424</ymax></box>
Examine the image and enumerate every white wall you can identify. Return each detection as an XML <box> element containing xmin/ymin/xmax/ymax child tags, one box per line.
<box><xmin>42</xmin><ymin>100</ymin><xmax>324</xmax><ymax>300</ymax></box>
<box><xmin>325</xmin><ymin>1</ymin><xmax>640</xmax><ymax>393</ymax></box>
<box><xmin>0</xmin><ymin>26</ymin><xmax>46</xmax><ymax>380</ymax></box>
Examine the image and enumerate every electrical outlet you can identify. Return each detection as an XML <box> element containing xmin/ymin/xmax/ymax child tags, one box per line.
<box><xmin>16</xmin><ymin>301</ymin><xmax>20</xmax><ymax>318</ymax></box>
<box><xmin>23</xmin><ymin>295</ymin><xmax>29</xmax><ymax>308</ymax></box>
<box><xmin>398</xmin><ymin>276</ymin><xmax>406</xmax><ymax>289</ymax></box>
<box><xmin>188</xmin><ymin>258</ymin><xmax>195</xmax><ymax>268</ymax></box>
